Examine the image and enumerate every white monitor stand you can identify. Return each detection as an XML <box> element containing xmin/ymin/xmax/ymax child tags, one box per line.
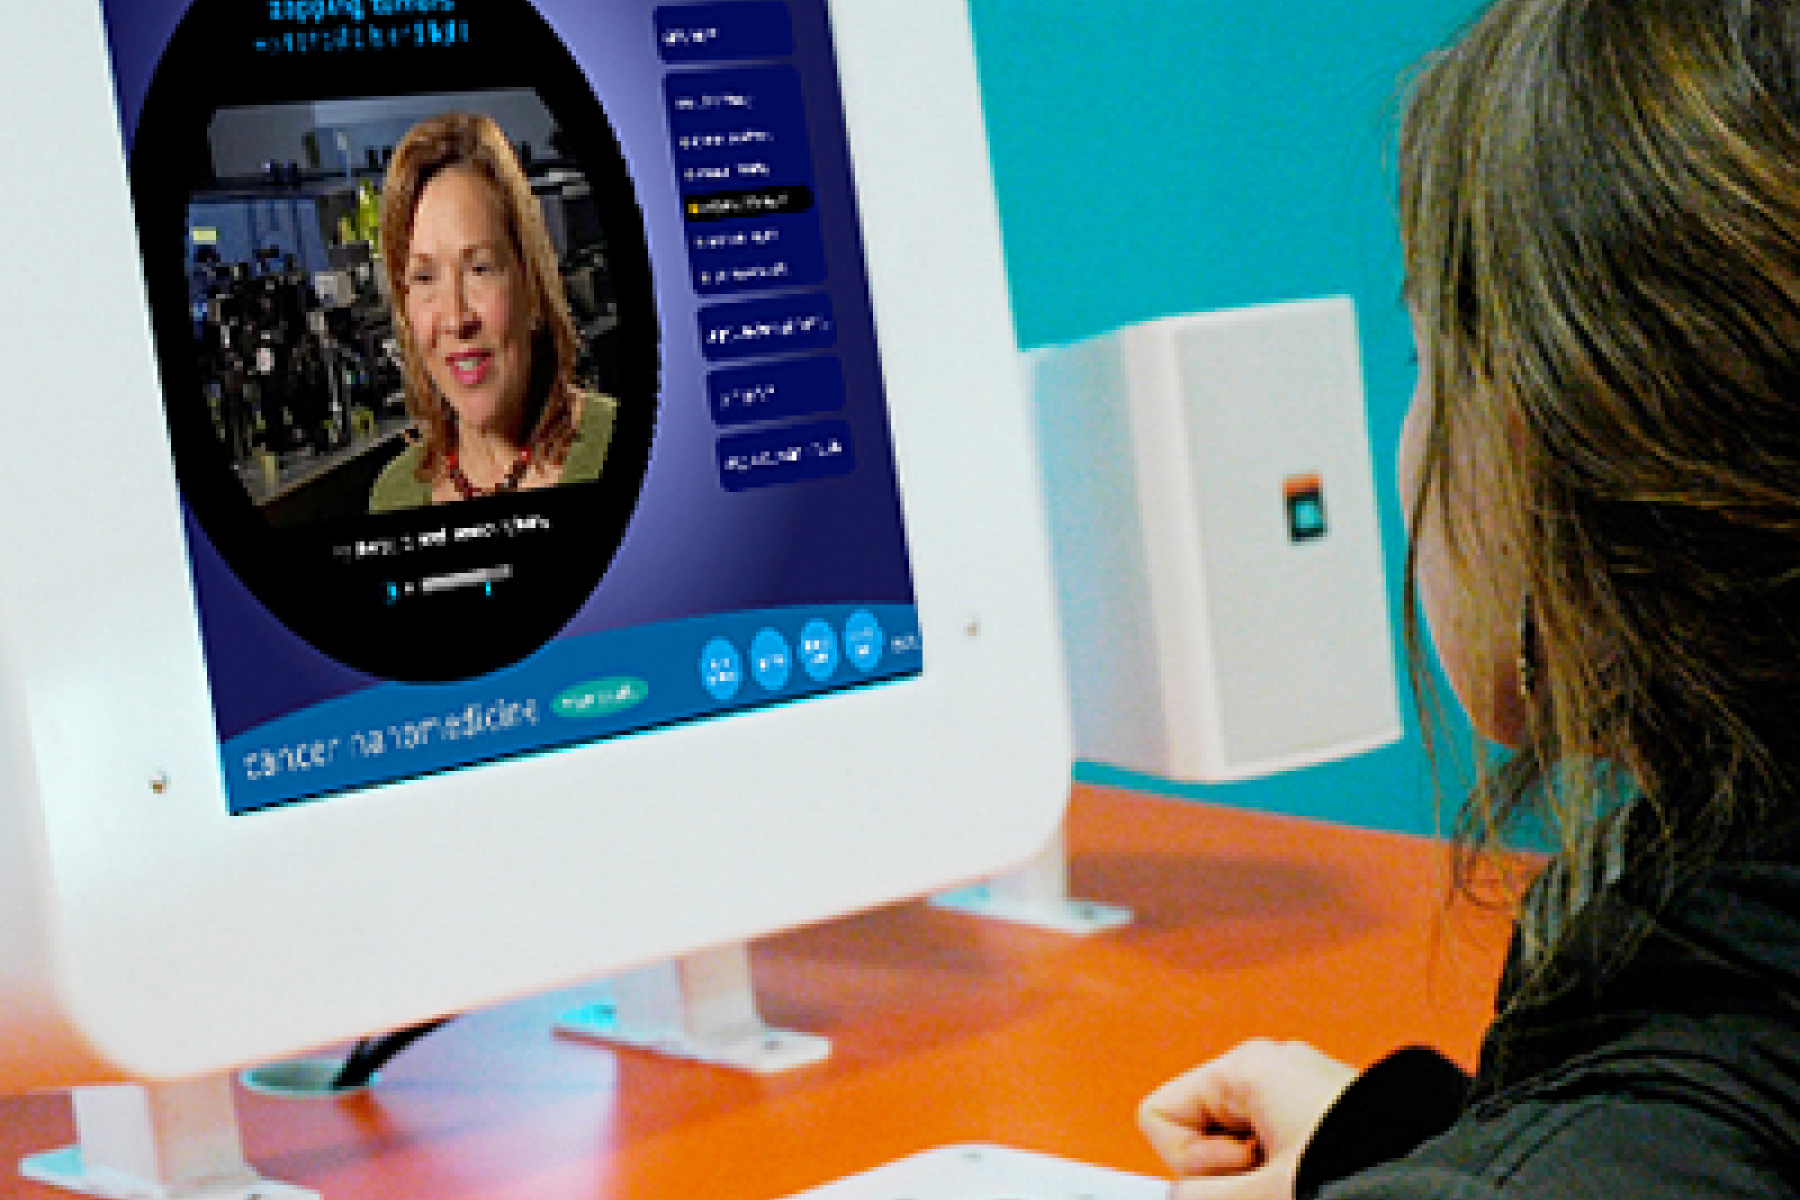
<box><xmin>0</xmin><ymin>1</ymin><xmax>1070</xmax><ymax>1196</ymax></box>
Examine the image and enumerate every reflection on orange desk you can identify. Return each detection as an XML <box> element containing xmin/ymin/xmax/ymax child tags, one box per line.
<box><xmin>0</xmin><ymin>785</ymin><xmax>1513</xmax><ymax>1200</ymax></box>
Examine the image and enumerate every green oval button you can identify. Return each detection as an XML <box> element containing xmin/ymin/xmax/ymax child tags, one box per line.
<box><xmin>553</xmin><ymin>677</ymin><xmax>649</xmax><ymax>719</ymax></box>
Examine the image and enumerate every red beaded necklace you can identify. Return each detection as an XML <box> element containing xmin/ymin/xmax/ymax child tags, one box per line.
<box><xmin>445</xmin><ymin>443</ymin><xmax>533</xmax><ymax>499</ymax></box>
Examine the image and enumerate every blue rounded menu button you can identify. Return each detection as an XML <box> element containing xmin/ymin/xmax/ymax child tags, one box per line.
<box><xmin>700</xmin><ymin>638</ymin><xmax>743</xmax><ymax>701</ymax></box>
<box><xmin>750</xmin><ymin>627</ymin><xmax>793</xmax><ymax>691</ymax></box>
<box><xmin>799</xmin><ymin>618</ymin><xmax>839</xmax><ymax>682</ymax></box>
<box><xmin>844</xmin><ymin>610</ymin><xmax>884</xmax><ymax>672</ymax></box>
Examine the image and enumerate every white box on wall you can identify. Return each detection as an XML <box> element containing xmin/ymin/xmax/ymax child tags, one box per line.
<box><xmin>1028</xmin><ymin>296</ymin><xmax>1402</xmax><ymax>783</ymax></box>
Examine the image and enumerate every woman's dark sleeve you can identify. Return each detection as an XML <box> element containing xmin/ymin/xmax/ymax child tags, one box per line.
<box><xmin>1294</xmin><ymin>1045</ymin><xmax>1472</xmax><ymax>1200</ymax></box>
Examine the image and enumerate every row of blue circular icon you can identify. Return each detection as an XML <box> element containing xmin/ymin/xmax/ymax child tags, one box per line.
<box><xmin>700</xmin><ymin>612</ymin><xmax>886</xmax><ymax>701</ymax></box>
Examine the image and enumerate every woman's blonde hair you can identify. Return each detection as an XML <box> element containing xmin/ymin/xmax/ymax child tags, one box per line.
<box><xmin>1400</xmin><ymin>0</ymin><xmax>1800</xmax><ymax>976</ymax></box>
<box><xmin>379</xmin><ymin>111</ymin><xmax>581</xmax><ymax>479</ymax></box>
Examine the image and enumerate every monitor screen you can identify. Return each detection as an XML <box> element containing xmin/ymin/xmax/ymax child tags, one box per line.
<box><xmin>101</xmin><ymin>0</ymin><xmax>923</xmax><ymax>814</ymax></box>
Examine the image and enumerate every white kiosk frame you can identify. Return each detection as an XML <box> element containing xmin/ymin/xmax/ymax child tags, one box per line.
<box><xmin>0</xmin><ymin>1</ymin><xmax>1070</xmax><ymax>1195</ymax></box>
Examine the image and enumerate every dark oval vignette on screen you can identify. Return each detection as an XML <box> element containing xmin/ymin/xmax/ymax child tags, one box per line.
<box><xmin>130</xmin><ymin>0</ymin><xmax>662</xmax><ymax>683</ymax></box>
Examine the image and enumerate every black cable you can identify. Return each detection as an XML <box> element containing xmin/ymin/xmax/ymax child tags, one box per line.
<box><xmin>330</xmin><ymin>1016</ymin><xmax>454</xmax><ymax>1091</ymax></box>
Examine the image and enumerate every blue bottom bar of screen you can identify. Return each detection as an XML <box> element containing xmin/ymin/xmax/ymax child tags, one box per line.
<box><xmin>222</xmin><ymin>603</ymin><xmax>923</xmax><ymax>814</ymax></box>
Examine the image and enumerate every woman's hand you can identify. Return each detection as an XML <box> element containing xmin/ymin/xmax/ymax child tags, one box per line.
<box><xmin>1138</xmin><ymin>1039</ymin><xmax>1357</xmax><ymax>1200</ymax></box>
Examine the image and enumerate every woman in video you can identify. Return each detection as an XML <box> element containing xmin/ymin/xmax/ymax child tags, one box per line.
<box><xmin>370</xmin><ymin>111</ymin><xmax>615</xmax><ymax>511</ymax></box>
<box><xmin>1139</xmin><ymin>0</ymin><xmax>1800</xmax><ymax>1197</ymax></box>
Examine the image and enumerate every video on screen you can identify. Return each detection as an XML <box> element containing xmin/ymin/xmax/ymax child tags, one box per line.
<box><xmin>190</xmin><ymin>92</ymin><xmax>633</xmax><ymax>527</ymax></box>
<box><xmin>123</xmin><ymin>0</ymin><xmax>663</xmax><ymax>682</ymax></box>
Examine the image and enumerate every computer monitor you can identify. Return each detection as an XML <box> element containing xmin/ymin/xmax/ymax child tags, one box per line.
<box><xmin>0</xmin><ymin>0</ymin><xmax>1067</xmax><ymax>1091</ymax></box>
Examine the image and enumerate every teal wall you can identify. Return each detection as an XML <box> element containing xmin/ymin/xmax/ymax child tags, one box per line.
<box><xmin>965</xmin><ymin>0</ymin><xmax>1487</xmax><ymax>836</ymax></box>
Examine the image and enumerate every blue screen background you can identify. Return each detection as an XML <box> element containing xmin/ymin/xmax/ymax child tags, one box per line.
<box><xmin>99</xmin><ymin>0</ymin><xmax>923</xmax><ymax>811</ymax></box>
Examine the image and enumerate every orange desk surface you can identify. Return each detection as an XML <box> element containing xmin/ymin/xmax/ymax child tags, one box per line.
<box><xmin>0</xmin><ymin>785</ymin><xmax>1513</xmax><ymax>1200</ymax></box>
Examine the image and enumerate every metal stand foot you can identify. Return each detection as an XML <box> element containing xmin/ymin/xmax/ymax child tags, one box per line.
<box><xmin>557</xmin><ymin>942</ymin><xmax>830</xmax><ymax>1073</ymax></box>
<box><xmin>932</xmin><ymin>824</ymin><xmax>1133</xmax><ymax>934</ymax></box>
<box><xmin>20</xmin><ymin>1076</ymin><xmax>317</xmax><ymax>1200</ymax></box>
